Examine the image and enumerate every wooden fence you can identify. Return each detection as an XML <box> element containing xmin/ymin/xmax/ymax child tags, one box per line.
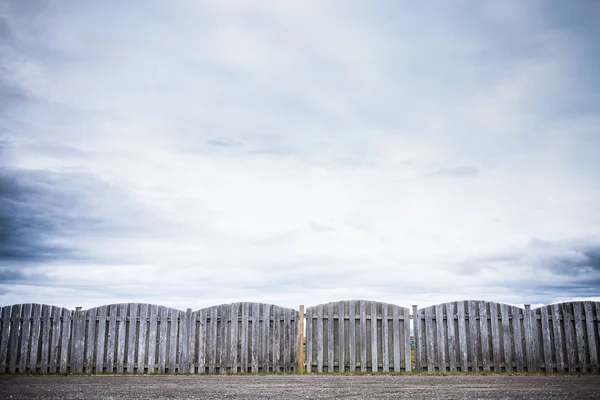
<box><xmin>0</xmin><ymin>300</ymin><xmax>599</xmax><ymax>374</ymax></box>
<box><xmin>414</xmin><ymin>301</ymin><xmax>600</xmax><ymax>373</ymax></box>
<box><xmin>0</xmin><ymin>302</ymin><xmax>299</xmax><ymax>374</ymax></box>
<box><xmin>305</xmin><ymin>301</ymin><xmax>412</xmax><ymax>372</ymax></box>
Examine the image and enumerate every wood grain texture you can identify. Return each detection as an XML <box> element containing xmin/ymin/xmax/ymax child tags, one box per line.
<box><xmin>550</xmin><ymin>304</ymin><xmax>564</xmax><ymax>372</ymax></box>
<box><xmin>435</xmin><ymin>304</ymin><xmax>446</xmax><ymax>372</ymax></box>
<box><xmin>489</xmin><ymin>303</ymin><xmax>501</xmax><ymax>372</ymax></box>
<box><xmin>457</xmin><ymin>301</ymin><xmax>468</xmax><ymax>372</ymax></box>
<box><xmin>147</xmin><ymin>305</ymin><xmax>158</xmax><ymax>374</ymax></box>
<box><xmin>392</xmin><ymin>306</ymin><xmax>400</xmax><ymax>372</ymax></box>
<box><xmin>18</xmin><ymin>304</ymin><xmax>32</xmax><ymax>373</ymax></box>
<box><xmin>59</xmin><ymin>308</ymin><xmax>70</xmax><ymax>374</ymax></box>
<box><xmin>360</xmin><ymin>301</ymin><xmax>367</xmax><ymax>372</ymax></box>
<box><xmin>136</xmin><ymin>304</ymin><xmax>148</xmax><ymax>374</ymax></box>
<box><xmin>29</xmin><ymin>304</ymin><xmax>42</xmax><ymax>373</ymax></box>
<box><xmin>479</xmin><ymin>302</ymin><xmax>490</xmax><ymax>372</ymax></box>
<box><xmin>370</xmin><ymin>302</ymin><xmax>378</xmax><ymax>372</ymax></box>
<box><xmin>0</xmin><ymin>306</ymin><xmax>11</xmax><ymax>374</ymax></box>
<box><xmin>467</xmin><ymin>301</ymin><xmax>479</xmax><ymax>372</ymax></box>
<box><xmin>512</xmin><ymin>307</ymin><xmax>524</xmax><ymax>372</ymax></box>
<box><xmin>584</xmin><ymin>302</ymin><xmax>598</xmax><ymax>373</ymax></box>
<box><xmin>306</xmin><ymin>307</ymin><xmax>313</xmax><ymax>373</ymax></box>
<box><xmin>573</xmin><ymin>302</ymin><xmax>587</xmax><ymax>372</ymax></box>
<box><xmin>338</xmin><ymin>302</ymin><xmax>345</xmax><ymax>373</ymax></box>
<box><xmin>447</xmin><ymin>302</ymin><xmax>457</xmax><ymax>372</ymax></box>
<box><xmin>348</xmin><ymin>301</ymin><xmax>355</xmax><ymax>372</ymax></box>
<box><xmin>316</xmin><ymin>304</ymin><xmax>323</xmax><ymax>373</ymax></box>
<box><xmin>381</xmin><ymin>303</ymin><xmax>389</xmax><ymax>372</ymax></box>
<box><xmin>328</xmin><ymin>303</ymin><xmax>334</xmax><ymax>372</ymax></box>
<box><xmin>84</xmin><ymin>308</ymin><xmax>96</xmax><ymax>374</ymax></box>
<box><xmin>8</xmin><ymin>304</ymin><xmax>22</xmax><ymax>374</ymax></box>
<box><xmin>116</xmin><ymin>304</ymin><xmax>127</xmax><ymax>374</ymax></box>
<box><xmin>500</xmin><ymin>303</ymin><xmax>512</xmax><ymax>372</ymax></box>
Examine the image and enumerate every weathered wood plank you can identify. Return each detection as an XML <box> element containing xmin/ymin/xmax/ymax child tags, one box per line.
<box><xmin>306</xmin><ymin>307</ymin><xmax>313</xmax><ymax>373</ymax></box>
<box><xmin>370</xmin><ymin>302</ymin><xmax>378</xmax><ymax>372</ymax></box>
<box><xmin>316</xmin><ymin>304</ymin><xmax>324</xmax><ymax>373</ymax></box>
<box><xmin>284</xmin><ymin>307</ymin><xmax>292</xmax><ymax>372</ymax></box>
<box><xmin>523</xmin><ymin>305</ymin><xmax>535</xmax><ymax>372</ymax></box>
<box><xmin>197</xmin><ymin>308</ymin><xmax>206</xmax><ymax>374</ymax></box>
<box><xmin>40</xmin><ymin>305</ymin><xmax>51</xmax><ymax>374</ymax></box>
<box><xmin>18</xmin><ymin>304</ymin><xmax>32</xmax><ymax>373</ymax></box>
<box><xmin>381</xmin><ymin>303</ymin><xmax>389</xmax><ymax>372</ymax></box>
<box><xmin>435</xmin><ymin>304</ymin><xmax>446</xmax><ymax>372</ymax></box>
<box><xmin>168</xmin><ymin>308</ymin><xmax>178</xmax><ymax>374</ymax></box>
<box><xmin>540</xmin><ymin>306</ymin><xmax>552</xmax><ymax>372</ymax></box>
<box><xmin>338</xmin><ymin>302</ymin><xmax>345</xmax><ymax>373</ymax></box>
<box><xmin>208</xmin><ymin>306</ymin><xmax>218</xmax><ymax>374</ymax></box>
<box><xmin>157</xmin><ymin>306</ymin><xmax>168</xmax><ymax>374</ymax></box>
<box><xmin>327</xmin><ymin>303</ymin><xmax>334</xmax><ymax>372</ymax></box>
<box><xmin>457</xmin><ymin>301</ymin><xmax>468</xmax><ymax>372</ymax></box>
<box><xmin>292</xmin><ymin>309</ymin><xmax>299</xmax><ymax>372</ymax></box>
<box><xmin>412</xmin><ymin>305</ymin><xmax>421</xmax><ymax>371</ymax></box>
<box><xmin>49</xmin><ymin>306</ymin><xmax>61</xmax><ymax>374</ymax></box>
<box><xmin>220</xmin><ymin>305</ymin><xmax>228</xmax><ymax>374</ymax></box>
<box><xmin>8</xmin><ymin>304</ymin><xmax>22</xmax><ymax>374</ymax></box>
<box><xmin>59</xmin><ymin>308</ymin><xmax>70</xmax><ymax>374</ymax></box>
<box><xmin>359</xmin><ymin>301</ymin><xmax>367</xmax><ymax>372</ymax></box>
<box><xmin>425</xmin><ymin>306</ymin><xmax>435</xmax><ymax>372</ymax></box>
<box><xmin>447</xmin><ymin>302</ymin><xmax>457</xmax><ymax>372</ymax></box>
<box><xmin>348</xmin><ymin>301</ymin><xmax>355</xmax><ymax>372</ymax></box>
<box><xmin>241</xmin><ymin>303</ymin><xmax>249</xmax><ymax>373</ymax></box>
<box><xmin>512</xmin><ymin>307</ymin><xmax>524</xmax><ymax>372</ymax></box>
<box><xmin>107</xmin><ymin>305</ymin><xmax>119</xmax><ymax>373</ymax></box>
<box><xmin>467</xmin><ymin>301</ymin><xmax>479</xmax><ymax>372</ymax></box>
<box><xmin>392</xmin><ymin>306</ymin><xmax>400</xmax><ymax>372</ymax></box>
<box><xmin>180</xmin><ymin>308</ymin><xmax>191</xmax><ymax>374</ymax></box>
<box><xmin>573</xmin><ymin>302</ymin><xmax>587</xmax><ymax>373</ymax></box>
<box><xmin>479</xmin><ymin>302</ymin><xmax>490</xmax><ymax>372</ymax></box>
<box><xmin>273</xmin><ymin>306</ymin><xmax>281</xmax><ymax>373</ymax></box>
<box><xmin>403</xmin><ymin>307</ymin><xmax>411</xmax><ymax>372</ymax></box>
<box><xmin>489</xmin><ymin>303</ymin><xmax>501</xmax><ymax>372</ymax></box>
<box><xmin>188</xmin><ymin>309</ymin><xmax>197</xmax><ymax>374</ymax></box>
<box><xmin>116</xmin><ymin>304</ymin><xmax>127</xmax><ymax>373</ymax></box>
<box><xmin>584</xmin><ymin>302</ymin><xmax>598</xmax><ymax>373</ymax></box>
<box><xmin>230</xmin><ymin>303</ymin><xmax>239</xmax><ymax>373</ymax></box>
<box><xmin>251</xmin><ymin>303</ymin><xmax>259</xmax><ymax>373</ymax></box>
<box><xmin>29</xmin><ymin>304</ymin><xmax>42</xmax><ymax>373</ymax></box>
<box><xmin>136</xmin><ymin>304</ymin><xmax>148</xmax><ymax>374</ymax></box>
<box><xmin>84</xmin><ymin>308</ymin><xmax>96</xmax><ymax>373</ymax></box>
<box><xmin>147</xmin><ymin>305</ymin><xmax>158</xmax><ymax>374</ymax></box>
<box><xmin>262</xmin><ymin>304</ymin><xmax>269</xmax><ymax>373</ymax></box>
<box><xmin>127</xmin><ymin>304</ymin><xmax>138</xmax><ymax>374</ymax></box>
<box><xmin>95</xmin><ymin>306</ymin><xmax>107</xmax><ymax>374</ymax></box>
<box><xmin>71</xmin><ymin>307</ymin><xmax>85</xmax><ymax>374</ymax></box>
<box><xmin>0</xmin><ymin>306</ymin><xmax>11</xmax><ymax>374</ymax></box>
<box><xmin>500</xmin><ymin>303</ymin><xmax>512</xmax><ymax>372</ymax></box>
<box><xmin>561</xmin><ymin>302</ymin><xmax>577</xmax><ymax>372</ymax></box>
<box><xmin>550</xmin><ymin>304</ymin><xmax>564</xmax><ymax>372</ymax></box>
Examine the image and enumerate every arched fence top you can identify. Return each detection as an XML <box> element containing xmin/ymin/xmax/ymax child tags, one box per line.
<box><xmin>417</xmin><ymin>300</ymin><xmax>524</xmax><ymax>315</ymax></box>
<box><xmin>194</xmin><ymin>302</ymin><xmax>299</xmax><ymax>315</ymax></box>
<box><xmin>307</xmin><ymin>300</ymin><xmax>410</xmax><ymax>315</ymax></box>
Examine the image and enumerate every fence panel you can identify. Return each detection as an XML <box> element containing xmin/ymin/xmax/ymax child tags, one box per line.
<box><xmin>306</xmin><ymin>301</ymin><xmax>411</xmax><ymax>373</ymax></box>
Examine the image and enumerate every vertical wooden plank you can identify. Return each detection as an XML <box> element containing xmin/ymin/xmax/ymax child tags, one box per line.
<box><xmin>49</xmin><ymin>306</ymin><xmax>61</xmax><ymax>374</ymax></box>
<box><xmin>197</xmin><ymin>309</ymin><xmax>206</xmax><ymax>374</ymax></box>
<box><xmin>0</xmin><ymin>306</ymin><xmax>11</xmax><ymax>374</ymax></box>
<box><xmin>447</xmin><ymin>302</ymin><xmax>457</xmax><ymax>372</ymax></box>
<box><xmin>39</xmin><ymin>305</ymin><xmax>51</xmax><ymax>375</ymax></box>
<box><xmin>359</xmin><ymin>301</ymin><xmax>367</xmax><ymax>372</ymax></box>
<box><xmin>168</xmin><ymin>308</ymin><xmax>178</xmax><ymax>374</ymax></box>
<box><xmin>116</xmin><ymin>304</ymin><xmax>127</xmax><ymax>373</ymax></box>
<box><xmin>512</xmin><ymin>307</ymin><xmax>525</xmax><ymax>372</ymax></box>
<box><xmin>457</xmin><ymin>301</ymin><xmax>468</xmax><ymax>372</ymax></box>
<box><xmin>540</xmin><ymin>306</ymin><xmax>553</xmax><ymax>372</ymax></box>
<box><xmin>337</xmin><ymin>302</ymin><xmax>345</xmax><ymax>373</ymax></box>
<box><xmin>435</xmin><ymin>304</ymin><xmax>446</xmax><ymax>372</ymax></box>
<box><xmin>84</xmin><ymin>308</ymin><xmax>96</xmax><ymax>373</ymax></box>
<box><xmin>306</xmin><ymin>307</ymin><xmax>313</xmax><ymax>373</ymax></box>
<box><xmin>241</xmin><ymin>303</ymin><xmax>249</xmax><ymax>373</ymax></box>
<box><xmin>29</xmin><ymin>304</ymin><xmax>42</xmax><ymax>373</ymax></box>
<box><xmin>136</xmin><ymin>304</ymin><xmax>148</xmax><ymax>374</ymax></box>
<box><xmin>424</xmin><ymin>306</ymin><xmax>435</xmax><ymax>371</ymax></box>
<box><xmin>59</xmin><ymin>308</ymin><xmax>70</xmax><ymax>374</ymax></box>
<box><xmin>71</xmin><ymin>308</ymin><xmax>85</xmax><ymax>374</ymax></box>
<box><xmin>573</xmin><ymin>302</ymin><xmax>587</xmax><ymax>373</ymax></box>
<box><xmin>327</xmin><ymin>303</ymin><xmax>334</xmax><ymax>372</ymax></box>
<box><xmin>467</xmin><ymin>301</ymin><xmax>479</xmax><ymax>372</ymax></box>
<box><xmin>189</xmin><ymin>310</ymin><xmax>197</xmax><ymax>374</ymax></box>
<box><xmin>262</xmin><ymin>304</ymin><xmax>269</xmax><ymax>373</ymax></box>
<box><xmin>229</xmin><ymin>304</ymin><xmax>239</xmax><ymax>373</ymax></box>
<box><xmin>273</xmin><ymin>306</ymin><xmax>281</xmax><ymax>373</ymax></box>
<box><xmin>500</xmin><ymin>303</ymin><xmax>512</xmax><ymax>372</ymax></box>
<box><xmin>381</xmin><ymin>303</ymin><xmax>389</xmax><ymax>372</ymax></box>
<box><xmin>284</xmin><ymin>308</ymin><xmax>292</xmax><ymax>372</ymax></box>
<box><xmin>316</xmin><ymin>304</ymin><xmax>324</xmax><ymax>373</ymax></box>
<box><xmin>94</xmin><ymin>306</ymin><xmax>107</xmax><ymax>374</ymax></box>
<box><xmin>157</xmin><ymin>306</ymin><xmax>168</xmax><ymax>374</ymax></box>
<box><xmin>479</xmin><ymin>302</ymin><xmax>490</xmax><ymax>372</ymax></box>
<box><xmin>292</xmin><ymin>310</ymin><xmax>299</xmax><ymax>372</ymax></box>
<box><xmin>561</xmin><ymin>302</ymin><xmax>577</xmax><ymax>372</ymax></box>
<box><xmin>251</xmin><ymin>303</ymin><xmax>259</xmax><ymax>373</ymax></box>
<box><xmin>147</xmin><ymin>305</ymin><xmax>158</xmax><ymax>374</ymax></box>
<box><xmin>392</xmin><ymin>306</ymin><xmax>400</xmax><ymax>372</ymax></box>
<box><xmin>19</xmin><ymin>304</ymin><xmax>32</xmax><ymax>373</ymax></box>
<box><xmin>523</xmin><ymin>305</ymin><xmax>535</xmax><ymax>372</ymax></box>
<box><xmin>348</xmin><ymin>301</ymin><xmax>356</xmax><ymax>372</ymax></box>
<box><xmin>403</xmin><ymin>308</ymin><xmax>411</xmax><ymax>373</ymax></box>
<box><xmin>551</xmin><ymin>304</ymin><xmax>564</xmax><ymax>372</ymax></box>
<box><xmin>298</xmin><ymin>305</ymin><xmax>305</xmax><ymax>373</ymax></box>
<box><xmin>127</xmin><ymin>304</ymin><xmax>138</xmax><ymax>374</ymax></box>
<box><xmin>180</xmin><ymin>308</ymin><xmax>191</xmax><ymax>374</ymax></box>
<box><xmin>8</xmin><ymin>304</ymin><xmax>22</xmax><ymax>374</ymax></box>
<box><xmin>107</xmin><ymin>305</ymin><xmax>119</xmax><ymax>374</ymax></box>
<box><xmin>584</xmin><ymin>302</ymin><xmax>598</xmax><ymax>373</ymax></box>
<box><xmin>370</xmin><ymin>302</ymin><xmax>378</xmax><ymax>372</ymax></box>
<box><xmin>208</xmin><ymin>306</ymin><xmax>218</xmax><ymax>374</ymax></box>
<box><xmin>219</xmin><ymin>305</ymin><xmax>228</xmax><ymax>374</ymax></box>
<box><xmin>489</xmin><ymin>303</ymin><xmax>501</xmax><ymax>372</ymax></box>
<box><xmin>412</xmin><ymin>305</ymin><xmax>421</xmax><ymax>371</ymax></box>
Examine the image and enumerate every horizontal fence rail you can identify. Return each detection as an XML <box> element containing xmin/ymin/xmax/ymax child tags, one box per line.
<box><xmin>0</xmin><ymin>300</ymin><xmax>598</xmax><ymax>374</ymax></box>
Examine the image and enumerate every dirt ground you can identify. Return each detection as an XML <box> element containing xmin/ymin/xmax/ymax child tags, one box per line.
<box><xmin>1</xmin><ymin>374</ymin><xmax>599</xmax><ymax>400</ymax></box>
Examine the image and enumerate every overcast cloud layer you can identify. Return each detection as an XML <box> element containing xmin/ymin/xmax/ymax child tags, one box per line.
<box><xmin>1</xmin><ymin>1</ymin><xmax>599</xmax><ymax>310</ymax></box>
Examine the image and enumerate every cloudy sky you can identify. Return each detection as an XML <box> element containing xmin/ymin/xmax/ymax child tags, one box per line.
<box><xmin>1</xmin><ymin>1</ymin><xmax>599</xmax><ymax>311</ymax></box>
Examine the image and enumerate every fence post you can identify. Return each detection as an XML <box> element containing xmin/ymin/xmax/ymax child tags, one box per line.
<box><xmin>412</xmin><ymin>305</ymin><xmax>419</xmax><ymax>372</ymax></box>
<box><xmin>298</xmin><ymin>305</ymin><xmax>305</xmax><ymax>373</ymax></box>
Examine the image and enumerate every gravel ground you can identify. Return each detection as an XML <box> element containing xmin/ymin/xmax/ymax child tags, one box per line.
<box><xmin>1</xmin><ymin>374</ymin><xmax>599</xmax><ymax>400</ymax></box>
